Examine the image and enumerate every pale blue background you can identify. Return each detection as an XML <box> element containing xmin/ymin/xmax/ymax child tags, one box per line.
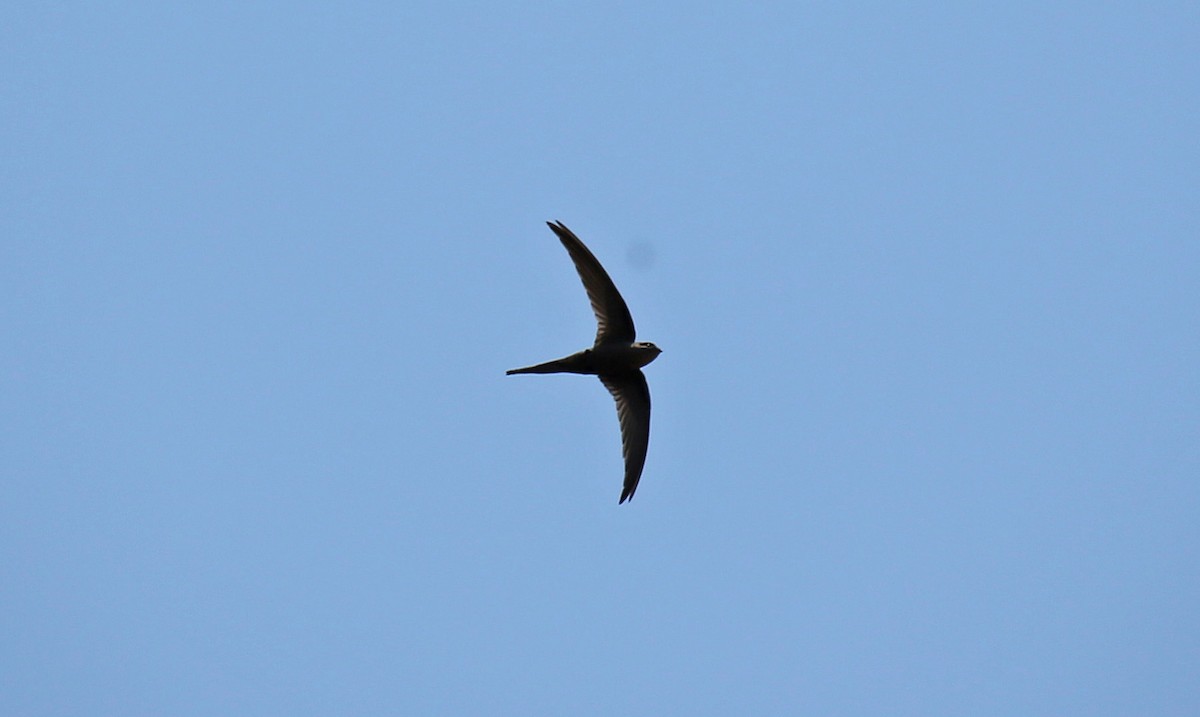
<box><xmin>3</xmin><ymin>3</ymin><xmax>1197</xmax><ymax>715</ymax></box>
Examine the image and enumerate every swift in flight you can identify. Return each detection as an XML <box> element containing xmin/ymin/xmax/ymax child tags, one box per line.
<box><xmin>507</xmin><ymin>221</ymin><xmax>662</xmax><ymax>503</ymax></box>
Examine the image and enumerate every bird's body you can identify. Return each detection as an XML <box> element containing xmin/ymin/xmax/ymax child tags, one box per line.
<box><xmin>507</xmin><ymin>221</ymin><xmax>661</xmax><ymax>504</ymax></box>
<box><xmin>506</xmin><ymin>342</ymin><xmax>661</xmax><ymax>377</ymax></box>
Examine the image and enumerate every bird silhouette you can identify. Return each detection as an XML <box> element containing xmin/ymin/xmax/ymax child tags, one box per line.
<box><xmin>507</xmin><ymin>221</ymin><xmax>662</xmax><ymax>503</ymax></box>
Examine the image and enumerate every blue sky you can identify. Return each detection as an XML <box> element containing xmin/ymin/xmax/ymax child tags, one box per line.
<box><xmin>3</xmin><ymin>3</ymin><xmax>1197</xmax><ymax>715</ymax></box>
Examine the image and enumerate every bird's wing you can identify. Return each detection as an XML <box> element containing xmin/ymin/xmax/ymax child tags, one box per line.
<box><xmin>599</xmin><ymin>371</ymin><xmax>651</xmax><ymax>504</ymax></box>
<box><xmin>547</xmin><ymin>221</ymin><xmax>636</xmax><ymax>345</ymax></box>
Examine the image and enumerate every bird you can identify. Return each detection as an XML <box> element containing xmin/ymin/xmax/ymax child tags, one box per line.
<box><xmin>507</xmin><ymin>221</ymin><xmax>662</xmax><ymax>504</ymax></box>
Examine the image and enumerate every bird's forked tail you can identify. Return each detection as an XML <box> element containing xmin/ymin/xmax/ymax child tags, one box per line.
<box><xmin>505</xmin><ymin>351</ymin><xmax>591</xmax><ymax>375</ymax></box>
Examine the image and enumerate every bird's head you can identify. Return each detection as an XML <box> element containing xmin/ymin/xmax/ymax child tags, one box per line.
<box><xmin>634</xmin><ymin>341</ymin><xmax>662</xmax><ymax>365</ymax></box>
